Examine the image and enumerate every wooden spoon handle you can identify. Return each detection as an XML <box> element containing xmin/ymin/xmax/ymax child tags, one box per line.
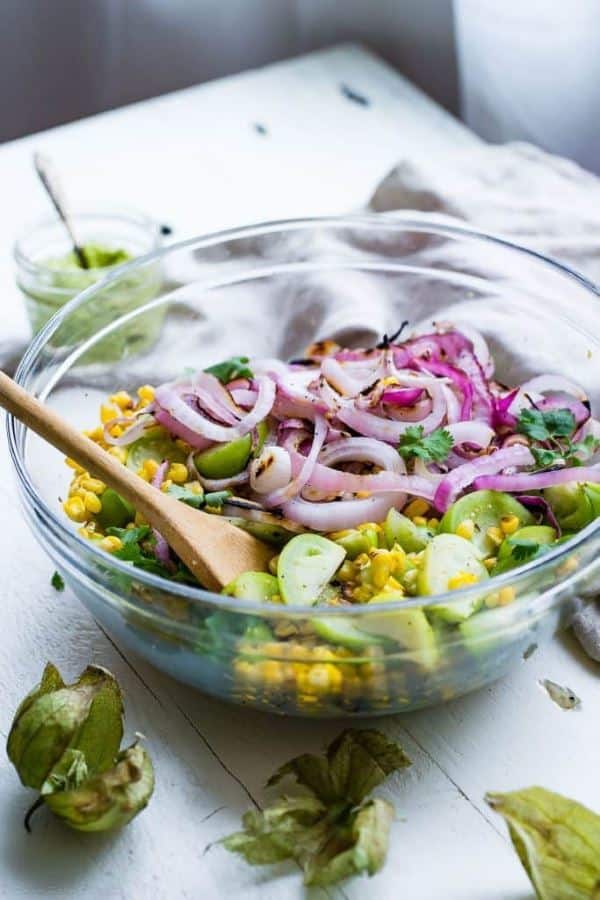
<box><xmin>0</xmin><ymin>370</ymin><xmax>177</xmax><ymax>524</ymax></box>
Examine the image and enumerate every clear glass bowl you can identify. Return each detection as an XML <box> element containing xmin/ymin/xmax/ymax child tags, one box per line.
<box><xmin>7</xmin><ymin>216</ymin><xmax>600</xmax><ymax>717</ymax></box>
<box><xmin>14</xmin><ymin>210</ymin><xmax>164</xmax><ymax>356</ymax></box>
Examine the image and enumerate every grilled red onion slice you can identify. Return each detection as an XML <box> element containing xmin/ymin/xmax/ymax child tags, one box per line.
<box><xmin>521</xmin><ymin>374</ymin><xmax>587</xmax><ymax>401</ymax></box>
<box><xmin>154</xmin><ymin>408</ymin><xmax>213</xmax><ymax>450</ymax></box>
<box><xmin>337</xmin><ymin>381</ymin><xmax>447</xmax><ymax>443</ymax></box>
<box><xmin>155</xmin><ymin>374</ymin><xmax>275</xmax><ymax>443</ymax></box>
<box><xmin>515</xmin><ymin>495</ymin><xmax>561</xmax><ymax>536</ymax></box>
<box><xmin>474</xmin><ymin>464</ymin><xmax>600</xmax><ymax>493</ymax></box>
<box><xmin>281</xmin><ymin>493</ymin><xmax>403</xmax><ymax>530</ymax></box>
<box><xmin>261</xmin><ymin>414</ymin><xmax>328</xmax><ymax>507</ymax></box>
<box><xmin>434</xmin><ymin>444</ymin><xmax>535</xmax><ymax>512</ymax></box>
<box><xmin>318</xmin><ymin>436</ymin><xmax>405</xmax><ymax>473</ymax></box>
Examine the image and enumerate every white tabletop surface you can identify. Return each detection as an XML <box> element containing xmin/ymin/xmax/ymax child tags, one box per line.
<box><xmin>0</xmin><ymin>45</ymin><xmax>597</xmax><ymax>900</ymax></box>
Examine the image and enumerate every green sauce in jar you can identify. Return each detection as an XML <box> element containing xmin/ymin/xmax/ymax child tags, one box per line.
<box><xmin>16</xmin><ymin>216</ymin><xmax>165</xmax><ymax>362</ymax></box>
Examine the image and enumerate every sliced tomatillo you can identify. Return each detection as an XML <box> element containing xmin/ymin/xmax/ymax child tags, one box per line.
<box><xmin>277</xmin><ymin>534</ymin><xmax>345</xmax><ymax>606</ymax></box>
<box><xmin>194</xmin><ymin>421</ymin><xmax>268</xmax><ymax>479</ymax></box>
<box><xmin>440</xmin><ymin>490</ymin><xmax>534</xmax><ymax>556</ymax></box>
<box><xmin>125</xmin><ymin>426</ymin><xmax>187</xmax><ymax>472</ymax></box>
<box><xmin>544</xmin><ymin>483</ymin><xmax>596</xmax><ymax>531</ymax></box>
<box><xmin>97</xmin><ymin>488</ymin><xmax>135</xmax><ymax>528</ymax></box>
<box><xmin>384</xmin><ymin>508</ymin><xmax>434</xmax><ymax>553</ymax></box>
<box><xmin>222</xmin><ymin>571</ymin><xmax>280</xmax><ymax>602</ymax></box>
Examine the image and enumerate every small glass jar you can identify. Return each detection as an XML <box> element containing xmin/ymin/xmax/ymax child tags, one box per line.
<box><xmin>14</xmin><ymin>210</ymin><xmax>164</xmax><ymax>361</ymax></box>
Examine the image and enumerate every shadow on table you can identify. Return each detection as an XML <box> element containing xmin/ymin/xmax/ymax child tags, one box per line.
<box><xmin>1</xmin><ymin>782</ymin><xmax>121</xmax><ymax>893</ymax></box>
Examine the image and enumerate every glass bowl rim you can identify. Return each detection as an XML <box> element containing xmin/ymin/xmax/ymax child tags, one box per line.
<box><xmin>7</xmin><ymin>213</ymin><xmax>600</xmax><ymax>618</ymax></box>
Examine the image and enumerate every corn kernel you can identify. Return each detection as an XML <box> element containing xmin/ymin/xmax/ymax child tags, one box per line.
<box><xmin>357</xmin><ymin>522</ymin><xmax>381</xmax><ymax>533</ymax></box>
<box><xmin>378</xmin><ymin>576</ymin><xmax>404</xmax><ymax>595</ymax></box>
<box><xmin>558</xmin><ymin>555</ymin><xmax>579</xmax><ymax>577</ymax></box>
<box><xmin>174</xmin><ymin>438</ymin><xmax>192</xmax><ymax>452</ymax></box>
<box><xmin>134</xmin><ymin>511</ymin><xmax>148</xmax><ymax>527</ymax></box>
<box><xmin>268</xmin><ymin>555</ymin><xmax>279</xmax><ymax>575</ymax></box>
<box><xmin>298</xmin><ymin>664</ymin><xmax>342</xmax><ymax>694</ymax></box>
<box><xmin>80</xmin><ymin>477</ymin><xmax>105</xmax><ymax>494</ymax></box>
<box><xmin>65</xmin><ymin>457</ymin><xmax>86</xmax><ymax>474</ymax></box>
<box><xmin>371</xmin><ymin>553</ymin><xmax>391</xmax><ymax>589</ymax></box>
<box><xmin>138</xmin><ymin>458</ymin><xmax>159</xmax><ymax>481</ymax></box>
<box><xmin>63</xmin><ymin>496</ymin><xmax>87</xmax><ymax>523</ymax></box>
<box><xmin>486</xmin><ymin>526</ymin><xmax>504</xmax><ymax>546</ymax></box>
<box><xmin>83</xmin><ymin>426</ymin><xmax>104</xmax><ymax>442</ymax></box>
<box><xmin>259</xmin><ymin>660</ymin><xmax>284</xmax><ymax>685</ymax></box>
<box><xmin>498</xmin><ymin>586</ymin><xmax>516</xmax><ymax>606</ymax></box>
<box><xmin>412</xmin><ymin>515</ymin><xmax>428</xmax><ymax>527</ymax></box>
<box><xmin>137</xmin><ymin>384</ymin><xmax>155</xmax><ymax>404</ymax></box>
<box><xmin>100</xmin><ymin>403</ymin><xmax>118</xmax><ymax>424</ymax></box>
<box><xmin>447</xmin><ymin>571</ymin><xmax>479</xmax><ymax>590</ymax></box>
<box><xmin>355</xmin><ymin>490</ymin><xmax>371</xmax><ymax>499</ymax></box>
<box><xmin>456</xmin><ymin>519</ymin><xmax>475</xmax><ymax>540</ymax></box>
<box><xmin>381</xmin><ymin>376</ymin><xmax>398</xmax><ymax>386</ymax></box>
<box><xmin>99</xmin><ymin>535</ymin><xmax>123</xmax><ymax>553</ymax></box>
<box><xmin>167</xmin><ymin>463</ymin><xmax>188</xmax><ymax>484</ymax></box>
<box><xmin>483</xmin><ymin>556</ymin><xmax>497</xmax><ymax>571</ymax></box>
<box><xmin>403</xmin><ymin>569</ymin><xmax>418</xmax><ymax>589</ymax></box>
<box><xmin>352</xmin><ymin>585</ymin><xmax>372</xmax><ymax>603</ymax></box>
<box><xmin>404</xmin><ymin>498</ymin><xmax>429</xmax><ymax>519</ymax></box>
<box><xmin>160</xmin><ymin>479</ymin><xmax>172</xmax><ymax>492</ymax></box>
<box><xmin>389</xmin><ymin>546</ymin><xmax>407</xmax><ymax>574</ymax></box>
<box><xmin>428</xmin><ymin>517</ymin><xmax>440</xmax><ymax>529</ymax></box>
<box><xmin>109</xmin><ymin>424</ymin><xmax>124</xmax><ymax>438</ymax></box>
<box><xmin>110</xmin><ymin>391</ymin><xmax>133</xmax><ymax>410</ymax></box>
<box><xmin>108</xmin><ymin>446</ymin><xmax>127</xmax><ymax>463</ymax></box>
<box><xmin>337</xmin><ymin>561</ymin><xmax>356</xmax><ymax>583</ymax></box>
<box><xmin>83</xmin><ymin>492</ymin><xmax>102</xmax><ymax>514</ymax></box>
<box><xmin>500</xmin><ymin>515</ymin><xmax>520</xmax><ymax>535</ymax></box>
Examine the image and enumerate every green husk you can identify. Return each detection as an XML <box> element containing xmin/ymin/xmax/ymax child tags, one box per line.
<box><xmin>486</xmin><ymin>787</ymin><xmax>600</xmax><ymax>899</ymax></box>
<box><xmin>223</xmin><ymin>729</ymin><xmax>410</xmax><ymax>886</ymax></box>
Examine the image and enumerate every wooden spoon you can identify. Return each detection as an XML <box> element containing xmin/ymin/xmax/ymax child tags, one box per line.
<box><xmin>0</xmin><ymin>371</ymin><xmax>273</xmax><ymax>591</ymax></box>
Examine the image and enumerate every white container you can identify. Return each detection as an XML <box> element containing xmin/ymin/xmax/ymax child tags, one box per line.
<box><xmin>454</xmin><ymin>0</ymin><xmax>600</xmax><ymax>173</ymax></box>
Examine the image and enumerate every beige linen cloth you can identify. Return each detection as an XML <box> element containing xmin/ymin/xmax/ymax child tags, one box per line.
<box><xmin>4</xmin><ymin>141</ymin><xmax>600</xmax><ymax>658</ymax></box>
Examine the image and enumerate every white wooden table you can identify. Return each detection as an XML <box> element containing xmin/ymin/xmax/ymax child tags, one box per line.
<box><xmin>0</xmin><ymin>45</ymin><xmax>597</xmax><ymax>900</ymax></box>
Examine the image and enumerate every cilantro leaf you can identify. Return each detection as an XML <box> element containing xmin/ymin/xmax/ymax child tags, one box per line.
<box><xmin>517</xmin><ymin>407</ymin><xmax>576</xmax><ymax>442</ymax></box>
<box><xmin>51</xmin><ymin>571</ymin><xmax>65</xmax><ymax>592</ymax></box>
<box><xmin>205</xmin><ymin>356</ymin><xmax>253</xmax><ymax>384</ymax></box>
<box><xmin>223</xmin><ymin>729</ymin><xmax>411</xmax><ymax>886</ymax></box>
<box><xmin>531</xmin><ymin>446</ymin><xmax>563</xmax><ymax>468</ymax></box>
<box><xmin>105</xmin><ymin>525</ymin><xmax>196</xmax><ymax>583</ymax></box>
<box><xmin>507</xmin><ymin>536</ymin><xmax>540</xmax><ymax>562</ymax></box>
<box><xmin>398</xmin><ymin>425</ymin><xmax>453</xmax><ymax>464</ymax></box>
<box><xmin>486</xmin><ymin>788</ymin><xmax>600</xmax><ymax>900</ymax></box>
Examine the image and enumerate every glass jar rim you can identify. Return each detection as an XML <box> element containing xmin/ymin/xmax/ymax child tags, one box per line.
<box><xmin>13</xmin><ymin>207</ymin><xmax>161</xmax><ymax>277</ymax></box>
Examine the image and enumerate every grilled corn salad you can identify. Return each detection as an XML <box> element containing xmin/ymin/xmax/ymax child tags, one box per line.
<box><xmin>61</xmin><ymin>330</ymin><xmax>600</xmax><ymax>711</ymax></box>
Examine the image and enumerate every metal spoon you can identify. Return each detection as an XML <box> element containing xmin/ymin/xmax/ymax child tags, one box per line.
<box><xmin>33</xmin><ymin>152</ymin><xmax>89</xmax><ymax>269</ymax></box>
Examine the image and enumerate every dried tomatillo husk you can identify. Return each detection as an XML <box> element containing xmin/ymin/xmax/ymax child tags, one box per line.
<box><xmin>7</xmin><ymin>663</ymin><xmax>123</xmax><ymax>790</ymax></box>
<box><xmin>44</xmin><ymin>742</ymin><xmax>155</xmax><ymax>832</ymax></box>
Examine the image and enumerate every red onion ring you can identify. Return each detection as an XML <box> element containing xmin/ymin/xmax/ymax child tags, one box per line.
<box><xmin>155</xmin><ymin>374</ymin><xmax>275</xmax><ymax>443</ymax></box>
<box><xmin>434</xmin><ymin>444</ymin><xmax>535</xmax><ymax>512</ymax></box>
